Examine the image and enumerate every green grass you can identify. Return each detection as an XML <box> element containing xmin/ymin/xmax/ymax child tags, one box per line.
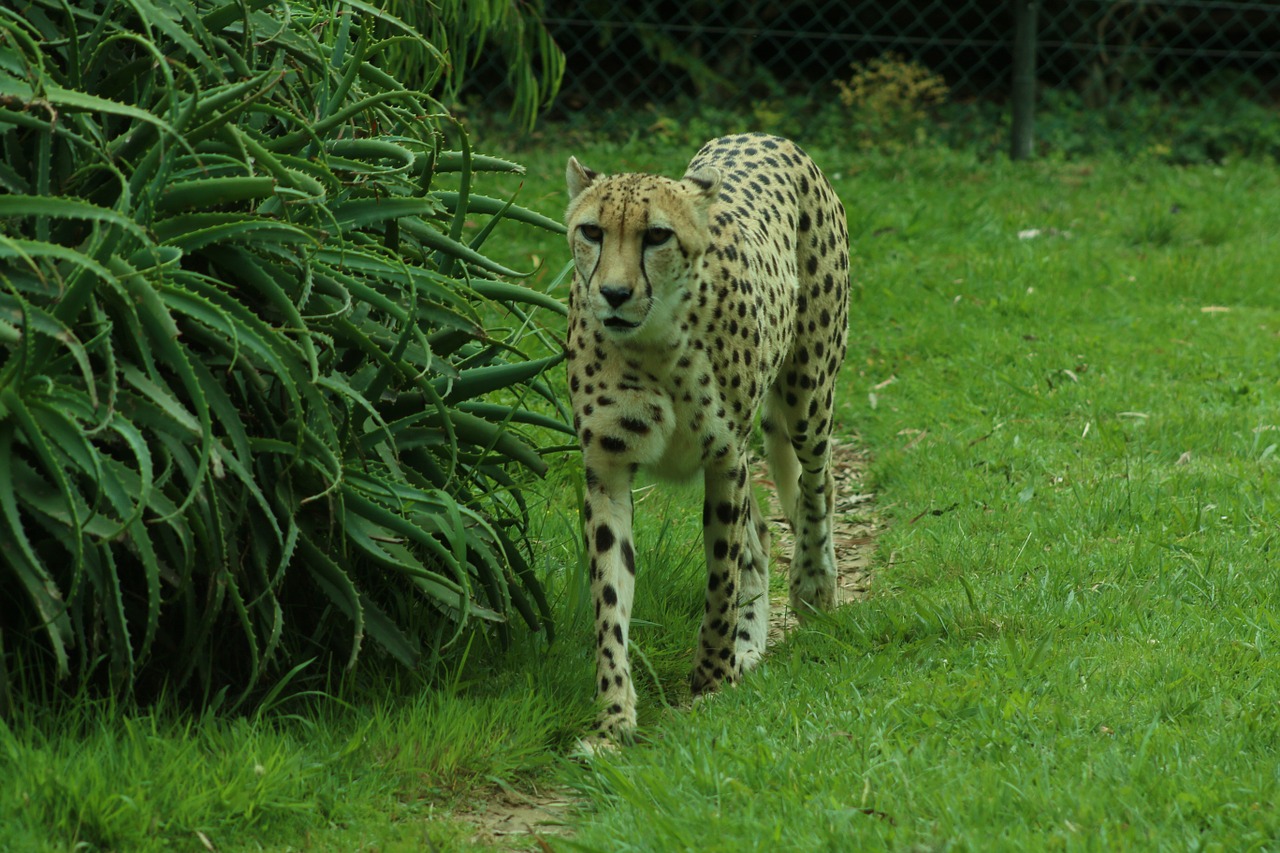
<box><xmin>547</xmin><ymin>144</ymin><xmax>1280</xmax><ymax>850</ymax></box>
<box><xmin>0</xmin><ymin>671</ymin><xmax>589</xmax><ymax>850</ymax></box>
<box><xmin>4</xmin><ymin>140</ymin><xmax>1280</xmax><ymax>850</ymax></box>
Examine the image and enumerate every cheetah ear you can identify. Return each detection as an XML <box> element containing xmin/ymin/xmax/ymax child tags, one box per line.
<box><xmin>566</xmin><ymin>156</ymin><xmax>598</xmax><ymax>200</ymax></box>
<box><xmin>681</xmin><ymin>166</ymin><xmax>722</xmax><ymax>203</ymax></box>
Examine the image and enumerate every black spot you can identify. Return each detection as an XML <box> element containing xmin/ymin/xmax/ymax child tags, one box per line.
<box><xmin>620</xmin><ymin>417</ymin><xmax>651</xmax><ymax>434</ymax></box>
<box><xmin>621</xmin><ymin>540</ymin><xmax>636</xmax><ymax>574</ymax></box>
<box><xmin>602</xmin><ymin>584</ymin><xmax>618</xmax><ymax>606</ymax></box>
<box><xmin>601</xmin><ymin>435</ymin><xmax>627</xmax><ymax>453</ymax></box>
<box><xmin>596</xmin><ymin>525</ymin><xmax>615</xmax><ymax>552</ymax></box>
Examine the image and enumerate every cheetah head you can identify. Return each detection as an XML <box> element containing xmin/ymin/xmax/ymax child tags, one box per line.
<box><xmin>565</xmin><ymin>158</ymin><xmax>721</xmax><ymax>342</ymax></box>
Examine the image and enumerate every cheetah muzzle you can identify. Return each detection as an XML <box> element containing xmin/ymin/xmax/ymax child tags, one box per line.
<box><xmin>564</xmin><ymin>133</ymin><xmax>851</xmax><ymax>743</ymax></box>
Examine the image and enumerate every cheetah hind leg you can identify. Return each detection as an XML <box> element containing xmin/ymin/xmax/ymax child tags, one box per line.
<box><xmin>765</xmin><ymin>394</ymin><xmax>837</xmax><ymax>619</ymax></box>
<box><xmin>762</xmin><ymin>405</ymin><xmax>800</xmax><ymax>528</ymax></box>
<box><xmin>789</xmin><ymin>463</ymin><xmax>838</xmax><ymax>618</ymax></box>
<box><xmin>735</xmin><ymin>486</ymin><xmax>771</xmax><ymax>672</ymax></box>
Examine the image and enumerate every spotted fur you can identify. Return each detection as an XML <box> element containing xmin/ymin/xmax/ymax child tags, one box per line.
<box><xmin>564</xmin><ymin>133</ymin><xmax>850</xmax><ymax>741</ymax></box>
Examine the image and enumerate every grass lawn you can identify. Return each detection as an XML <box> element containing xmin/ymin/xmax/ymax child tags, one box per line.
<box><xmin>3</xmin><ymin>138</ymin><xmax>1278</xmax><ymax>850</ymax></box>
<box><xmin>544</xmin><ymin>142</ymin><xmax>1280</xmax><ymax>851</ymax></box>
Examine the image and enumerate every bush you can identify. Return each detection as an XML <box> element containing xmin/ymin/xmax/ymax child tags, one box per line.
<box><xmin>0</xmin><ymin>0</ymin><xmax>569</xmax><ymax>706</ymax></box>
<box><xmin>834</xmin><ymin>53</ymin><xmax>951</xmax><ymax>150</ymax></box>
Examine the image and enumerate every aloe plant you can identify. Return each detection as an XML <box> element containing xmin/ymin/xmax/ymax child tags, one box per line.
<box><xmin>0</xmin><ymin>0</ymin><xmax>569</xmax><ymax>702</ymax></box>
<box><xmin>388</xmin><ymin>0</ymin><xmax>565</xmax><ymax>130</ymax></box>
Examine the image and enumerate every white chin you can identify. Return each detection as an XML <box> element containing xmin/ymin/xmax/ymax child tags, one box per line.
<box><xmin>601</xmin><ymin>319</ymin><xmax>642</xmax><ymax>334</ymax></box>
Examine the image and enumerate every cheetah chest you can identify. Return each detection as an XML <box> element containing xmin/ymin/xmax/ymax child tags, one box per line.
<box><xmin>574</xmin><ymin>358</ymin><xmax>736</xmax><ymax>483</ymax></box>
<box><xmin>650</xmin><ymin>380</ymin><xmax>737</xmax><ymax>481</ymax></box>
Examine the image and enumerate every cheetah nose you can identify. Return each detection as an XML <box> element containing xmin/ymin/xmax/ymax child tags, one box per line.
<box><xmin>600</xmin><ymin>285</ymin><xmax>632</xmax><ymax>308</ymax></box>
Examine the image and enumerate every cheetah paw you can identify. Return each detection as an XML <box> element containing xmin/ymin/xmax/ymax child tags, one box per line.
<box><xmin>572</xmin><ymin>735</ymin><xmax>621</xmax><ymax>759</ymax></box>
<box><xmin>737</xmin><ymin>646</ymin><xmax>766</xmax><ymax>673</ymax></box>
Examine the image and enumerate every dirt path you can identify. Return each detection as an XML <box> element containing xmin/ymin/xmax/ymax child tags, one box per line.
<box><xmin>460</xmin><ymin>785</ymin><xmax>578</xmax><ymax>849</ymax></box>
<box><xmin>462</xmin><ymin>439</ymin><xmax>880</xmax><ymax>849</ymax></box>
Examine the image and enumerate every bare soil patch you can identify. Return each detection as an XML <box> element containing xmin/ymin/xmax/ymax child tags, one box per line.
<box><xmin>458</xmin><ymin>785</ymin><xmax>579</xmax><ymax>850</ymax></box>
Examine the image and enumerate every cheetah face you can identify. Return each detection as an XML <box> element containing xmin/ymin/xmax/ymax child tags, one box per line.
<box><xmin>565</xmin><ymin>158</ymin><xmax>721</xmax><ymax>342</ymax></box>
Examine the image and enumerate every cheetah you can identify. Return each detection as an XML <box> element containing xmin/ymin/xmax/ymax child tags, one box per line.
<box><xmin>564</xmin><ymin>133</ymin><xmax>850</xmax><ymax>742</ymax></box>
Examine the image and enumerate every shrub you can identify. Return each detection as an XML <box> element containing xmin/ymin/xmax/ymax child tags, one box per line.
<box><xmin>0</xmin><ymin>0</ymin><xmax>569</xmax><ymax>706</ymax></box>
<box><xmin>834</xmin><ymin>52</ymin><xmax>950</xmax><ymax>149</ymax></box>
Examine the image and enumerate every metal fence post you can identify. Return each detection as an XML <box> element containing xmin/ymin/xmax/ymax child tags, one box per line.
<box><xmin>1010</xmin><ymin>0</ymin><xmax>1039</xmax><ymax>160</ymax></box>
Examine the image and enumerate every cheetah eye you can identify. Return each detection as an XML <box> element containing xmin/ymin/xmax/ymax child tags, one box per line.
<box><xmin>643</xmin><ymin>227</ymin><xmax>673</xmax><ymax>247</ymax></box>
<box><xmin>579</xmin><ymin>224</ymin><xmax>603</xmax><ymax>243</ymax></box>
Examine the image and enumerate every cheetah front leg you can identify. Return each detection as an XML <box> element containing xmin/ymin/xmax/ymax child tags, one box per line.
<box><xmin>584</xmin><ymin>463</ymin><xmax>639</xmax><ymax>742</ymax></box>
<box><xmin>691</xmin><ymin>456</ymin><xmax>751</xmax><ymax>696</ymax></box>
<box><xmin>734</xmin><ymin>486</ymin><xmax>771</xmax><ymax>672</ymax></box>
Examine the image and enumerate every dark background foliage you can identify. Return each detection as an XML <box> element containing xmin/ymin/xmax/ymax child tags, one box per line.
<box><xmin>468</xmin><ymin>1</ymin><xmax>1280</xmax><ymax>162</ymax></box>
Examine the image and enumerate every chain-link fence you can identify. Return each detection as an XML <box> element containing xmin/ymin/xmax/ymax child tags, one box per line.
<box><xmin>526</xmin><ymin>1</ymin><xmax>1280</xmax><ymax>139</ymax></box>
